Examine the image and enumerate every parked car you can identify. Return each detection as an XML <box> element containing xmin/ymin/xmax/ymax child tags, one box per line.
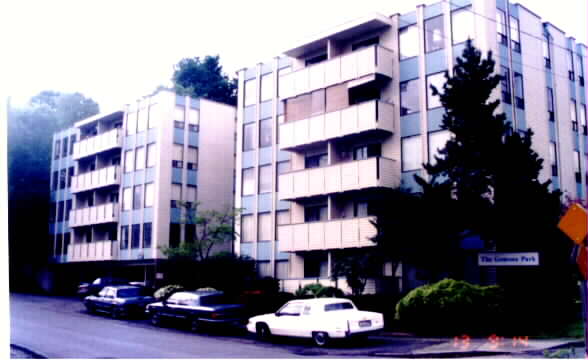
<box><xmin>77</xmin><ymin>277</ymin><xmax>128</xmax><ymax>297</ymax></box>
<box><xmin>146</xmin><ymin>290</ymin><xmax>246</xmax><ymax>332</ymax></box>
<box><xmin>84</xmin><ymin>285</ymin><xmax>155</xmax><ymax>318</ymax></box>
<box><xmin>246</xmin><ymin>298</ymin><xmax>384</xmax><ymax>347</ymax></box>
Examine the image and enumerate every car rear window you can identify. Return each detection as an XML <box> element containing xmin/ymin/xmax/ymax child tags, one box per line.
<box><xmin>200</xmin><ymin>295</ymin><xmax>228</xmax><ymax>306</ymax></box>
<box><xmin>324</xmin><ymin>302</ymin><xmax>354</xmax><ymax>312</ymax></box>
<box><xmin>117</xmin><ymin>288</ymin><xmax>146</xmax><ymax>298</ymax></box>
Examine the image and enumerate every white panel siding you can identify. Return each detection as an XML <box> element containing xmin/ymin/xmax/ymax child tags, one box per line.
<box><xmin>340</xmin><ymin>162</ymin><xmax>358</xmax><ymax>191</ymax></box>
<box><xmin>308</xmin><ymin>222</ymin><xmax>325</xmax><ymax>250</ymax></box>
<box><xmin>341</xmin><ymin>219</ymin><xmax>359</xmax><ymax>248</ymax></box>
<box><xmin>293</xmin><ymin>224</ymin><xmax>308</xmax><ymax>251</ymax></box>
<box><xmin>308</xmin><ymin>115</ymin><xmax>325</xmax><ymax>143</ymax></box>
<box><xmin>325</xmin><ymin>220</ymin><xmax>342</xmax><ymax>249</ymax></box>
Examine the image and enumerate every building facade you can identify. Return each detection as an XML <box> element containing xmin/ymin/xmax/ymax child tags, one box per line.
<box><xmin>234</xmin><ymin>0</ymin><xmax>587</xmax><ymax>293</ymax></box>
<box><xmin>48</xmin><ymin>90</ymin><xmax>236</xmax><ymax>288</ymax></box>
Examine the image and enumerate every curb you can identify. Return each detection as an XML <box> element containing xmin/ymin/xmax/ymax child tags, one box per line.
<box><xmin>371</xmin><ymin>351</ymin><xmax>511</xmax><ymax>358</ymax></box>
<box><xmin>10</xmin><ymin>344</ymin><xmax>47</xmax><ymax>359</ymax></box>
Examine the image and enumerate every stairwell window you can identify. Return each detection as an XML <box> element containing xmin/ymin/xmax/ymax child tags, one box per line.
<box><xmin>452</xmin><ymin>7</ymin><xmax>474</xmax><ymax>44</ymax></box>
<box><xmin>543</xmin><ymin>39</ymin><xmax>551</xmax><ymax>69</ymax></box>
<box><xmin>399</xmin><ymin>25</ymin><xmax>418</xmax><ymax>59</ymax></box>
<box><xmin>400</xmin><ymin>79</ymin><xmax>419</xmax><ymax>115</ymax></box>
<box><xmin>571</xmin><ymin>100</ymin><xmax>578</xmax><ymax>132</ymax></box>
<box><xmin>501</xmin><ymin>66</ymin><xmax>511</xmax><ymax>104</ymax></box>
<box><xmin>401</xmin><ymin>136</ymin><xmax>422</xmax><ymax>172</ymax></box>
<box><xmin>514</xmin><ymin>72</ymin><xmax>525</xmax><ymax>109</ymax></box>
<box><xmin>547</xmin><ymin>88</ymin><xmax>555</xmax><ymax>122</ymax></box>
<box><xmin>509</xmin><ymin>16</ymin><xmax>520</xmax><ymax>52</ymax></box>
<box><xmin>427</xmin><ymin>72</ymin><xmax>445</xmax><ymax>109</ymax></box>
<box><xmin>425</xmin><ymin>15</ymin><xmax>444</xmax><ymax>53</ymax></box>
<box><xmin>496</xmin><ymin>10</ymin><xmax>507</xmax><ymax>46</ymax></box>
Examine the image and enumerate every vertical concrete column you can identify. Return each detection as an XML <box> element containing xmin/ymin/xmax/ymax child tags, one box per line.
<box><xmin>234</xmin><ymin>68</ymin><xmax>246</xmax><ymax>257</ymax></box>
<box><xmin>416</xmin><ymin>5</ymin><xmax>429</xmax><ymax>178</ymax></box>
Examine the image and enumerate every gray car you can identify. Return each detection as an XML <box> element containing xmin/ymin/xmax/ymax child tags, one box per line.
<box><xmin>84</xmin><ymin>285</ymin><xmax>155</xmax><ymax>319</ymax></box>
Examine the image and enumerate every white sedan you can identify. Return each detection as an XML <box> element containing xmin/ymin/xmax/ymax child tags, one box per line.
<box><xmin>247</xmin><ymin>298</ymin><xmax>383</xmax><ymax>346</ymax></box>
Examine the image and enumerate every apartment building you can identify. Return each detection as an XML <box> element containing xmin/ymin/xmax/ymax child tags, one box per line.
<box><xmin>234</xmin><ymin>0</ymin><xmax>587</xmax><ymax>293</ymax></box>
<box><xmin>48</xmin><ymin>90</ymin><xmax>235</xmax><ymax>287</ymax></box>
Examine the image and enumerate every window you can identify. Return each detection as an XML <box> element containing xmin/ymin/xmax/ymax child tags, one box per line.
<box><xmin>187</xmin><ymin>162</ymin><xmax>197</xmax><ymax>170</ymax></box>
<box><xmin>509</xmin><ymin>16</ymin><xmax>520</xmax><ymax>52</ymax></box>
<box><xmin>546</xmin><ymin>87</ymin><xmax>554</xmax><ymax>118</ymax></box>
<box><xmin>65</xmin><ymin>199</ymin><xmax>72</xmax><ymax>221</ymax></box>
<box><xmin>126</xmin><ymin>113</ymin><xmax>136</xmax><ymax>135</ymax></box>
<box><xmin>54</xmin><ymin>140</ymin><xmax>60</xmax><ymax>160</ymax></box>
<box><xmin>496</xmin><ymin>10</ymin><xmax>507</xmax><ymax>45</ymax></box>
<box><xmin>401</xmin><ymin>136</ymin><xmax>422</xmax><ymax>172</ymax></box>
<box><xmin>578</xmin><ymin>55</ymin><xmax>585</xmax><ymax>86</ymax></box>
<box><xmin>549</xmin><ymin>142</ymin><xmax>558</xmax><ymax>176</ymax></box>
<box><xmin>122</xmin><ymin>187</ymin><xmax>132</xmax><ymax>211</ymax></box>
<box><xmin>242</xmin><ymin>168</ymin><xmax>255</xmax><ymax>196</ymax></box>
<box><xmin>304</xmin><ymin>252</ymin><xmax>327</xmax><ymax>278</ymax></box>
<box><xmin>427</xmin><ymin>72</ymin><xmax>445</xmax><ymax>109</ymax></box>
<box><xmin>353</xmin><ymin>144</ymin><xmax>381</xmax><ymax>160</ymax></box>
<box><xmin>258</xmin><ymin>213</ymin><xmax>272</xmax><ymax>241</ymax></box>
<box><xmin>67</xmin><ymin>167</ymin><xmax>74</xmax><ymax>188</ymax></box>
<box><xmin>131</xmin><ymin>224</ymin><xmax>141</xmax><ymax>249</ymax></box>
<box><xmin>184</xmin><ymin>223</ymin><xmax>195</xmax><ymax>243</ymax></box>
<box><xmin>63</xmin><ymin>233</ymin><xmax>70</xmax><ymax>255</ymax></box>
<box><xmin>137</xmin><ymin>109</ymin><xmax>148</xmax><ymax>133</ymax></box>
<box><xmin>62</xmin><ymin>137</ymin><xmax>69</xmax><ymax>158</ymax></box>
<box><xmin>259</xmin><ymin>119</ymin><xmax>272</xmax><ymax>147</ymax></box>
<box><xmin>568</xmin><ymin>50</ymin><xmax>575</xmax><ymax>81</ymax></box>
<box><xmin>311</xmin><ymin>89</ymin><xmax>325</xmax><ymax>115</ymax></box>
<box><xmin>399</xmin><ymin>25</ymin><xmax>418</xmax><ymax>59</ymax></box>
<box><xmin>52</xmin><ymin>171</ymin><xmax>58</xmax><ymax>191</ymax></box>
<box><xmin>305</xmin><ymin>53</ymin><xmax>327</xmax><ymax>66</ymax></box>
<box><xmin>259</xmin><ymin>165</ymin><xmax>272</xmax><ymax>193</ymax></box>
<box><xmin>57</xmin><ymin>201</ymin><xmax>64</xmax><ymax>222</ymax></box>
<box><xmin>69</xmin><ymin>135</ymin><xmax>76</xmax><ymax>155</ymax></box>
<box><xmin>260</xmin><ymin>73</ymin><xmax>273</xmax><ymax>102</ymax></box>
<box><xmin>241</xmin><ymin>215</ymin><xmax>255</xmax><ymax>242</ymax></box>
<box><xmin>425</xmin><ymin>15</ymin><xmax>444</xmax><ymax>53</ymax></box>
<box><xmin>146</xmin><ymin>144</ymin><xmax>156</xmax><ymax>168</ymax></box>
<box><xmin>400</xmin><ymin>79</ymin><xmax>419</xmax><ymax>115</ymax></box>
<box><xmin>49</xmin><ymin>205</ymin><xmax>56</xmax><ymax>222</ymax></box>
<box><xmin>354</xmin><ymin>201</ymin><xmax>370</xmax><ymax>217</ymax></box>
<box><xmin>144</xmin><ymin>183</ymin><xmax>154</xmax><ymax>207</ymax></box>
<box><xmin>305</xmin><ymin>153</ymin><xmax>328</xmax><ymax>168</ymax></box>
<box><xmin>188</xmin><ymin>124</ymin><xmax>199</xmax><ymax>132</ymax></box>
<box><xmin>276</xmin><ymin>161</ymin><xmax>290</xmax><ymax>192</ymax></box>
<box><xmin>174</xmin><ymin>106</ymin><xmax>185</xmax><ymax>122</ymax></box>
<box><xmin>59</xmin><ymin>169</ymin><xmax>66</xmax><ymax>189</ymax></box>
<box><xmin>543</xmin><ymin>39</ymin><xmax>551</xmax><ymax>68</ymax></box>
<box><xmin>120</xmin><ymin>226</ymin><xmax>129</xmax><ymax>249</ymax></box>
<box><xmin>428</xmin><ymin>130</ymin><xmax>451</xmax><ymax>165</ymax></box>
<box><xmin>501</xmin><ymin>66</ymin><xmax>511</xmax><ymax>104</ymax></box>
<box><xmin>135</xmin><ymin>147</ymin><xmax>145</xmax><ymax>170</ymax></box>
<box><xmin>243</xmin><ymin>123</ymin><xmax>255</xmax><ymax>151</ymax></box>
<box><xmin>571</xmin><ymin>100</ymin><xmax>578</xmax><ymax>132</ymax></box>
<box><xmin>133</xmin><ymin>185</ymin><xmax>143</xmax><ymax>209</ymax></box>
<box><xmin>188</xmin><ymin>108</ymin><xmax>199</xmax><ymax>125</ymax></box>
<box><xmin>452</xmin><ymin>7</ymin><xmax>474</xmax><ymax>44</ymax></box>
<box><xmin>172</xmin><ymin>160</ymin><xmax>183</xmax><ymax>168</ymax></box>
<box><xmin>169</xmin><ymin>223</ymin><xmax>180</xmax><ymax>248</ymax></box>
<box><xmin>304</xmin><ymin>204</ymin><xmax>327</xmax><ymax>222</ymax></box>
<box><xmin>574</xmin><ymin>151</ymin><xmax>581</xmax><ymax>182</ymax></box>
<box><xmin>174</xmin><ymin>120</ymin><xmax>185</xmax><ymax>129</ymax></box>
<box><xmin>244</xmin><ymin>79</ymin><xmax>256</xmax><ymax>106</ymax></box>
<box><xmin>352</xmin><ymin>36</ymin><xmax>379</xmax><ymax>51</ymax></box>
<box><xmin>325</xmin><ymin>84</ymin><xmax>349</xmax><ymax>113</ymax></box>
<box><xmin>580</xmin><ymin>105</ymin><xmax>587</xmax><ymax>134</ymax></box>
<box><xmin>514</xmin><ymin>72</ymin><xmax>524</xmax><ymax>109</ymax></box>
<box><xmin>124</xmin><ymin>150</ymin><xmax>134</xmax><ymax>173</ymax></box>
<box><xmin>325</xmin><ymin>302</ymin><xmax>354</xmax><ymax>312</ymax></box>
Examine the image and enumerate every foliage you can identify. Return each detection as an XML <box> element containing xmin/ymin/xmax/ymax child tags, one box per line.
<box><xmin>8</xmin><ymin>91</ymin><xmax>99</xmax><ymax>291</ymax></box>
<box><xmin>331</xmin><ymin>252</ymin><xmax>380</xmax><ymax>296</ymax></box>
<box><xmin>161</xmin><ymin>202</ymin><xmax>239</xmax><ymax>262</ymax></box>
<box><xmin>395</xmin><ymin>279</ymin><xmax>505</xmax><ymax>335</ymax></box>
<box><xmin>316</xmin><ymin>286</ymin><xmax>344</xmax><ymax>298</ymax></box>
<box><xmin>294</xmin><ymin>283</ymin><xmax>345</xmax><ymax>298</ymax></box>
<box><xmin>172</xmin><ymin>55</ymin><xmax>237</xmax><ymax>105</ymax></box>
<box><xmin>154</xmin><ymin>284</ymin><xmax>185</xmax><ymax>300</ymax></box>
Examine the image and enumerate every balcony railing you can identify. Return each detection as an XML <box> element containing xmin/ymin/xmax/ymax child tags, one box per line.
<box><xmin>278</xmin><ymin>216</ymin><xmax>376</xmax><ymax>252</ymax></box>
<box><xmin>279</xmin><ymin>100</ymin><xmax>394</xmax><ymax>150</ymax></box>
<box><xmin>278</xmin><ymin>45</ymin><xmax>394</xmax><ymax>100</ymax></box>
<box><xmin>71</xmin><ymin>166</ymin><xmax>120</xmax><ymax>193</ymax></box>
<box><xmin>278</xmin><ymin>157</ymin><xmax>399</xmax><ymax>201</ymax></box>
<box><xmin>69</xmin><ymin>203</ymin><xmax>119</xmax><ymax>227</ymax></box>
<box><xmin>72</xmin><ymin>128</ymin><xmax>122</xmax><ymax>160</ymax></box>
<box><xmin>66</xmin><ymin>240</ymin><xmax>118</xmax><ymax>262</ymax></box>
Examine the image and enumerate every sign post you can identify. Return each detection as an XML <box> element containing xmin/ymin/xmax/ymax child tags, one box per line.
<box><xmin>558</xmin><ymin>203</ymin><xmax>588</xmax><ymax>358</ymax></box>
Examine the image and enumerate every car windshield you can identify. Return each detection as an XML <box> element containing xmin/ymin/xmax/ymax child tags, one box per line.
<box><xmin>117</xmin><ymin>288</ymin><xmax>146</xmax><ymax>298</ymax></box>
<box><xmin>200</xmin><ymin>295</ymin><xmax>228</xmax><ymax>306</ymax></box>
<box><xmin>324</xmin><ymin>302</ymin><xmax>354</xmax><ymax>312</ymax></box>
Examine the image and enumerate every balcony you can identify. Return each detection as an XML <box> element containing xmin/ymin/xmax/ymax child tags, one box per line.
<box><xmin>71</xmin><ymin>166</ymin><xmax>120</xmax><ymax>193</ymax></box>
<box><xmin>69</xmin><ymin>203</ymin><xmax>119</xmax><ymax>228</ymax></box>
<box><xmin>72</xmin><ymin>128</ymin><xmax>122</xmax><ymax>160</ymax></box>
<box><xmin>278</xmin><ymin>45</ymin><xmax>394</xmax><ymax>100</ymax></box>
<box><xmin>66</xmin><ymin>240</ymin><xmax>118</xmax><ymax>262</ymax></box>
<box><xmin>278</xmin><ymin>217</ymin><xmax>376</xmax><ymax>252</ymax></box>
<box><xmin>279</xmin><ymin>100</ymin><xmax>394</xmax><ymax>150</ymax></box>
<box><xmin>278</xmin><ymin>157</ymin><xmax>400</xmax><ymax>201</ymax></box>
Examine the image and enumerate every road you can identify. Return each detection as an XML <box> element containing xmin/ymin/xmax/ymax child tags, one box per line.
<box><xmin>9</xmin><ymin>293</ymin><xmax>434</xmax><ymax>358</ymax></box>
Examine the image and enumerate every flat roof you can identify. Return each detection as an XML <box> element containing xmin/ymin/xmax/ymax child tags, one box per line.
<box><xmin>74</xmin><ymin>109</ymin><xmax>124</xmax><ymax>128</ymax></box>
<box><xmin>283</xmin><ymin>13</ymin><xmax>392</xmax><ymax>58</ymax></box>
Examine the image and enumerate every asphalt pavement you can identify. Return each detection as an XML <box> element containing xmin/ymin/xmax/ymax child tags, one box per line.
<box><xmin>9</xmin><ymin>293</ymin><xmax>585</xmax><ymax>358</ymax></box>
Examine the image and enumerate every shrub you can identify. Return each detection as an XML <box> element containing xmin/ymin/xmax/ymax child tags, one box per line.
<box><xmin>395</xmin><ymin>278</ymin><xmax>504</xmax><ymax>335</ymax></box>
<box><xmin>294</xmin><ymin>284</ymin><xmax>345</xmax><ymax>298</ymax></box>
<box><xmin>316</xmin><ymin>286</ymin><xmax>345</xmax><ymax>298</ymax></box>
<box><xmin>154</xmin><ymin>284</ymin><xmax>185</xmax><ymax>300</ymax></box>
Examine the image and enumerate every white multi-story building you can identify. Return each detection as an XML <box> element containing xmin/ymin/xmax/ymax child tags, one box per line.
<box><xmin>48</xmin><ymin>89</ymin><xmax>235</xmax><ymax>286</ymax></box>
<box><xmin>234</xmin><ymin>0</ymin><xmax>587</xmax><ymax>293</ymax></box>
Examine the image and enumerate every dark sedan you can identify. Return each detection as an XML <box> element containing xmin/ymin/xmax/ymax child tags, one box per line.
<box><xmin>77</xmin><ymin>277</ymin><xmax>128</xmax><ymax>297</ymax></box>
<box><xmin>146</xmin><ymin>290</ymin><xmax>246</xmax><ymax>332</ymax></box>
<box><xmin>84</xmin><ymin>285</ymin><xmax>155</xmax><ymax>319</ymax></box>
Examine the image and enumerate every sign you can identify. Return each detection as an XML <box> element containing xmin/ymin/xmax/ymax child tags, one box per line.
<box><xmin>478</xmin><ymin>252</ymin><xmax>539</xmax><ymax>266</ymax></box>
<box><xmin>558</xmin><ymin>203</ymin><xmax>588</xmax><ymax>245</ymax></box>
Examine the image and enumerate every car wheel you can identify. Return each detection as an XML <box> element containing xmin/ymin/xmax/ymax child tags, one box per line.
<box><xmin>151</xmin><ymin>313</ymin><xmax>161</xmax><ymax>326</ymax></box>
<box><xmin>256</xmin><ymin>323</ymin><xmax>271</xmax><ymax>341</ymax></box>
<box><xmin>85</xmin><ymin>304</ymin><xmax>95</xmax><ymax>314</ymax></box>
<box><xmin>312</xmin><ymin>331</ymin><xmax>329</xmax><ymax>347</ymax></box>
<box><xmin>112</xmin><ymin>308</ymin><xmax>124</xmax><ymax>319</ymax></box>
<box><xmin>190</xmin><ymin>318</ymin><xmax>201</xmax><ymax>332</ymax></box>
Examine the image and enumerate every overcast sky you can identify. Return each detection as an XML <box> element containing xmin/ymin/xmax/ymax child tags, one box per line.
<box><xmin>3</xmin><ymin>0</ymin><xmax>587</xmax><ymax>112</ymax></box>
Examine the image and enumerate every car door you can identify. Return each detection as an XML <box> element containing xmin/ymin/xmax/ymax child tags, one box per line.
<box><xmin>96</xmin><ymin>287</ymin><xmax>114</xmax><ymax>312</ymax></box>
<box><xmin>271</xmin><ymin>302</ymin><xmax>304</xmax><ymax>337</ymax></box>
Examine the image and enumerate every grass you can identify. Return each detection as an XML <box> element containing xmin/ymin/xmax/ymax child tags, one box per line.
<box><xmin>534</xmin><ymin>319</ymin><xmax>584</xmax><ymax>339</ymax></box>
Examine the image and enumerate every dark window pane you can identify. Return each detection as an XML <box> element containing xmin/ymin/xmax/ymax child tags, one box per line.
<box><xmin>131</xmin><ymin>224</ymin><xmax>140</xmax><ymax>248</ymax></box>
<box><xmin>259</xmin><ymin>119</ymin><xmax>272</xmax><ymax>148</ymax></box>
<box><xmin>425</xmin><ymin>15</ymin><xmax>444</xmax><ymax>52</ymax></box>
<box><xmin>143</xmin><ymin>223</ymin><xmax>152</xmax><ymax>248</ymax></box>
<box><xmin>133</xmin><ymin>185</ymin><xmax>143</xmax><ymax>209</ymax></box>
<box><xmin>243</xmin><ymin>123</ymin><xmax>255</xmax><ymax>151</ymax></box>
<box><xmin>120</xmin><ymin>226</ymin><xmax>129</xmax><ymax>249</ymax></box>
<box><xmin>169</xmin><ymin>223</ymin><xmax>180</xmax><ymax>248</ymax></box>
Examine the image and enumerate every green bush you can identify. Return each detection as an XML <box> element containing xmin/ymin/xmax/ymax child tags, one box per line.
<box><xmin>316</xmin><ymin>286</ymin><xmax>345</xmax><ymax>298</ymax></box>
<box><xmin>154</xmin><ymin>284</ymin><xmax>185</xmax><ymax>300</ymax></box>
<box><xmin>395</xmin><ymin>278</ymin><xmax>504</xmax><ymax>335</ymax></box>
<box><xmin>294</xmin><ymin>284</ymin><xmax>345</xmax><ymax>298</ymax></box>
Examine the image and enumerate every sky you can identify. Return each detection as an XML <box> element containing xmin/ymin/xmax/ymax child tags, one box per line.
<box><xmin>2</xmin><ymin>0</ymin><xmax>587</xmax><ymax>112</ymax></box>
